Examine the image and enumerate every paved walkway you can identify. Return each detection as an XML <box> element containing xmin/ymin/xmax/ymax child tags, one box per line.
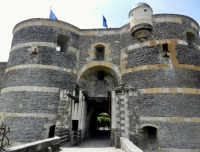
<box><xmin>58</xmin><ymin>136</ymin><xmax>123</xmax><ymax>152</ymax></box>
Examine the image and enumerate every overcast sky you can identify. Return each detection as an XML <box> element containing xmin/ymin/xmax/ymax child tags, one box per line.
<box><xmin>0</xmin><ymin>0</ymin><xmax>199</xmax><ymax>62</ymax></box>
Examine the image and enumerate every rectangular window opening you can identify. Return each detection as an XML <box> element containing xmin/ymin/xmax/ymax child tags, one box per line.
<box><xmin>162</xmin><ymin>44</ymin><xmax>168</xmax><ymax>52</ymax></box>
<box><xmin>72</xmin><ymin>120</ymin><xmax>79</xmax><ymax>131</ymax></box>
<box><xmin>97</xmin><ymin>71</ymin><xmax>104</xmax><ymax>80</ymax></box>
<box><xmin>96</xmin><ymin>47</ymin><xmax>104</xmax><ymax>60</ymax></box>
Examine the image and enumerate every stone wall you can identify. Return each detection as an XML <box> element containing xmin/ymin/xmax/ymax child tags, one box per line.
<box><xmin>0</xmin><ymin>62</ymin><xmax>7</xmax><ymax>91</ymax></box>
<box><xmin>122</xmin><ymin>14</ymin><xmax>200</xmax><ymax>151</ymax></box>
<box><xmin>123</xmin><ymin>68</ymin><xmax>200</xmax><ymax>89</ymax></box>
<box><xmin>140</xmin><ymin>121</ymin><xmax>200</xmax><ymax>150</ymax></box>
<box><xmin>79</xmin><ymin>71</ymin><xmax>117</xmax><ymax>97</ymax></box>
<box><xmin>139</xmin><ymin>94</ymin><xmax>200</xmax><ymax>117</ymax></box>
<box><xmin>79</xmin><ymin>29</ymin><xmax>121</xmax><ymax>69</ymax></box>
<box><xmin>0</xmin><ymin>19</ymin><xmax>78</xmax><ymax>145</ymax></box>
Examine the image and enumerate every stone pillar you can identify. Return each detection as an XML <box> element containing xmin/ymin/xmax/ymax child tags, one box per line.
<box><xmin>115</xmin><ymin>92</ymin><xmax>126</xmax><ymax>148</ymax></box>
<box><xmin>111</xmin><ymin>91</ymin><xmax>117</xmax><ymax>146</ymax></box>
<box><xmin>55</xmin><ymin>89</ymin><xmax>72</xmax><ymax>143</ymax></box>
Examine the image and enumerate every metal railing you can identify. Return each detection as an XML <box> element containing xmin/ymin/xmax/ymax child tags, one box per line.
<box><xmin>70</xmin><ymin>130</ymin><xmax>81</xmax><ymax>146</ymax></box>
<box><xmin>0</xmin><ymin>124</ymin><xmax>11</xmax><ymax>152</ymax></box>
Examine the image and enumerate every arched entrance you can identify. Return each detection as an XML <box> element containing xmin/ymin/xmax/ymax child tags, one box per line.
<box><xmin>139</xmin><ymin>126</ymin><xmax>158</xmax><ymax>152</ymax></box>
<box><xmin>86</xmin><ymin>105</ymin><xmax>110</xmax><ymax>137</ymax></box>
<box><xmin>78</xmin><ymin>64</ymin><xmax>120</xmax><ymax>138</ymax></box>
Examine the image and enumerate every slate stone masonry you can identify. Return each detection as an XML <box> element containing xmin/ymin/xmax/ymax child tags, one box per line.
<box><xmin>0</xmin><ymin>62</ymin><xmax>7</xmax><ymax>91</ymax></box>
<box><xmin>0</xmin><ymin>8</ymin><xmax>200</xmax><ymax>150</ymax></box>
<box><xmin>0</xmin><ymin>92</ymin><xmax>59</xmax><ymax>114</ymax></box>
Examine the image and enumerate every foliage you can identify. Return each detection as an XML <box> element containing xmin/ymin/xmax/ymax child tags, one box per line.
<box><xmin>115</xmin><ymin>83</ymin><xmax>137</xmax><ymax>93</ymax></box>
<box><xmin>119</xmin><ymin>83</ymin><xmax>126</xmax><ymax>91</ymax></box>
<box><xmin>75</xmin><ymin>83</ymin><xmax>80</xmax><ymax>91</ymax></box>
<box><xmin>97</xmin><ymin>113</ymin><xmax>110</xmax><ymax>129</ymax></box>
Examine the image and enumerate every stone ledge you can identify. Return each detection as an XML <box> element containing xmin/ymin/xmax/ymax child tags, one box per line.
<box><xmin>140</xmin><ymin>117</ymin><xmax>200</xmax><ymax>122</ymax></box>
<box><xmin>139</xmin><ymin>88</ymin><xmax>200</xmax><ymax>94</ymax></box>
<box><xmin>153</xmin><ymin>17</ymin><xmax>182</xmax><ymax>23</ymax></box>
<box><xmin>1</xmin><ymin>86</ymin><xmax>60</xmax><ymax>94</ymax></box>
<box><xmin>126</xmin><ymin>39</ymin><xmax>187</xmax><ymax>51</ymax></box>
<box><xmin>7</xmin><ymin>136</ymin><xmax>60</xmax><ymax>152</ymax></box>
<box><xmin>5</xmin><ymin>64</ymin><xmax>77</xmax><ymax>74</ymax></box>
<box><xmin>10</xmin><ymin>42</ymin><xmax>56</xmax><ymax>52</ymax></box>
<box><xmin>122</xmin><ymin>63</ymin><xmax>200</xmax><ymax>75</ymax></box>
<box><xmin>14</xmin><ymin>20</ymin><xmax>80</xmax><ymax>34</ymax></box>
<box><xmin>120</xmin><ymin>137</ymin><xmax>143</xmax><ymax>152</ymax></box>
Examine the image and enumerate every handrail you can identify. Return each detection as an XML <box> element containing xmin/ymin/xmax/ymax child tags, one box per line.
<box><xmin>70</xmin><ymin>130</ymin><xmax>81</xmax><ymax>146</ymax></box>
<box><xmin>58</xmin><ymin>129</ymin><xmax>70</xmax><ymax>144</ymax></box>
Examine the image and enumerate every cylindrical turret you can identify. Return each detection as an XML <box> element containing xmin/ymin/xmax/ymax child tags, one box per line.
<box><xmin>129</xmin><ymin>2</ymin><xmax>153</xmax><ymax>42</ymax></box>
<box><xmin>0</xmin><ymin>19</ymin><xmax>78</xmax><ymax>146</ymax></box>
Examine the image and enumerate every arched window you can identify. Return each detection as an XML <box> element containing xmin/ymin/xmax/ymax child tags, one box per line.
<box><xmin>95</xmin><ymin>45</ymin><xmax>105</xmax><ymax>60</ymax></box>
<box><xmin>56</xmin><ymin>34</ymin><xmax>70</xmax><ymax>52</ymax></box>
<box><xmin>186</xmin><ymin>32</ymin><xmax>198</xmax><ymax>50</ymax></box>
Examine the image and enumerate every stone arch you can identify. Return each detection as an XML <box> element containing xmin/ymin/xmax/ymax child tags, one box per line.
<box><xmin>78</xmin><ymin>61</ymin><xmax>121</xmax><ymax>82</ymax></box>
<box><xmin>78</xmin><ymin>62</ymin><xmax>121</xmax><ymax>97</ymax></box>
<box><xmin>139</xmin><ymin>125</ymin><xmax>158</xmax><ymax>151</ymax></box>
<box><xmin>186</xmin><ymin>32</ymin><xmax>198</xmax><ymax>50</ymax></box>
<box><xmin>140</xmin><ymin>124</ymin><xmax>159</xmax><ymax>129</ymax></box>
<box><xmin>86</xmin><ymin>104</ymin><xmax>109</xmax><ymax>137</ymax></box>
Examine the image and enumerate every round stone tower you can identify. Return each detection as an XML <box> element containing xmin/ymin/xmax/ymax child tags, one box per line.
<box><xmin>122</xmin><ymin>2</ymin><xmax>200</xmax><ymax>151</ymax></box>
<box><xmin>0</xmin><ymin>19</ymin><xmax>78</xmax><ymax>146</ymax></box>
<box><xmin>129</xmin><ymin>2</ymin><xmax>153</xmax><ymax>42</ymax></box>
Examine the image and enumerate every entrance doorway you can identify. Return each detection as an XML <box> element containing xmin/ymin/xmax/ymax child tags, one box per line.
<box><xmin>85</xmin><ymin>96</ymin><xmax>110</xmax><ymax>138</ymax></box>
<box><xmin>78</xmin><ymin>65</ymin><xmax>120</xmax><ymax>142</ymax></box>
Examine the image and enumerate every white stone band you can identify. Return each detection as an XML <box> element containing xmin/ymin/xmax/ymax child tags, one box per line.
<box><xmin>5</xmin><ymin>64</ymin><xmax>76</xmax><ymax>74</ymax></box>
<box><xmin>140</xmin><ymin>117</ymin><xmax>200</xmax><ymax>122</ymax></box>
<box><xmin>10</xmin><ymin>42</ymin><xmax>56</xmax><ymax>52</ymax></box>
<box><xmin>1</xmin><ymin>86</ymin><xmax>60</xmax><ymax>94</ymax></box>
<box><xmin>127</xmin><ymin>39</ymin><xmax>187</xmax><ymax>51</ymax></box>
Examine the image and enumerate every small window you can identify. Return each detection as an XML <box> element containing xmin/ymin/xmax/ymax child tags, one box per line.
<box><xmin>161</xmin><ymin>44</ymin><xmax>170</xmax><ymax>58</ymax></box>
<box><xmin>144</xmin><ymin>9</ymin><xmax>147</xmax><ymax>12</ymax></box>
<box><xmin>56</xmin><ymin>34</ymin><xmax>70</xmax><ymax>52</ymax></box>
<box><xmin>97</xmin><ymin>71</ymin><xmax>104</xmax><ymax>80</ymax></box>
<box><xmin>72</xmin><ymin>120</ymin><xmax>79</xmax><ymax>131</ymax></box>
<box><xmin>186</xmin><ymin>32</ymin><xmax>198</xmax><ymax>50</ymax></box>
<box><xmin>162</xmin><ymin>44</ymin><xmax>168</xmax><ymax>52</ymax></box>
<box><xmin>95</xmin><ymin>45</ymin><xmax>105</xmax><ymax>60</ymax></box>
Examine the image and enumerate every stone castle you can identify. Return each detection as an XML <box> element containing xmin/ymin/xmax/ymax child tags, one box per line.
<box><xmin>0</xmin><ymin>2</ymin><xmax>200</xmax><ymax>152</ymax></box>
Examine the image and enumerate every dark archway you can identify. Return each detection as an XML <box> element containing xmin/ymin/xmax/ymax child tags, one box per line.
<box><xmin>186</xmin><ymin>32</ymin><xmax>198</xmax><ymax>50</ymax></box>
<box><xmin>78</xmin><ymin>65</ymin><xmax>119</xmax><ymax>140</ymax></box>
<box><xmin>78</xmin><ymin>66</ymin><xmax>119</xmax><ymax>98</ymax></box>
<box><xmin>87</xmin><ymin>103</ymin><xmax>110</xmax><ymax>137</ymax></box>
<box><xmin>139</xmin><ymin>126</ymin><xmax>158</xmax><ymax>152</ymax></box>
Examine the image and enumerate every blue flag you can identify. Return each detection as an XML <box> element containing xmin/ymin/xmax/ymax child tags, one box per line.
<box><xmin>103</xmin><ymin>15</ymin><xmax>108</xmax><ymax>28</ymax></box>
<box><xmin>49</xmin><ymin>8</ymin><xmax>58</xmax><ymax>20</ymax></box>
